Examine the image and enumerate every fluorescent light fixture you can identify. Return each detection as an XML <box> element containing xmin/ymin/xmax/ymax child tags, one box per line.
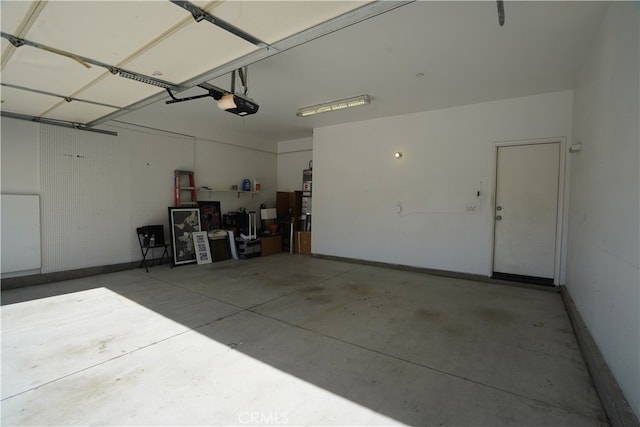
<box><xmin>297</xmin><ymin>95</ymin><xmax>370</xmax><ymax>117</ymax></box>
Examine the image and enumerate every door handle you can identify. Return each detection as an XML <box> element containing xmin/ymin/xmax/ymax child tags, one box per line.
<box><xmin>496</xmin><ymin>215</ymin><xmax>502</xmax><ymax>221</ymax></box>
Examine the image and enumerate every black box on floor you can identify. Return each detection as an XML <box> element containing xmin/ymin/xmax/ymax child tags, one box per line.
<box><xmin>236</xmin><ymin>238</ymin><xmax>261</xmax><ymax>259</ymax></box>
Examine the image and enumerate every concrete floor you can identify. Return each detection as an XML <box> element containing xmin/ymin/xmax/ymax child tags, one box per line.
<box><xmin>2</xmin><ymin>254</ymin><xmax>607</xmax><ymax>426</ymax></box>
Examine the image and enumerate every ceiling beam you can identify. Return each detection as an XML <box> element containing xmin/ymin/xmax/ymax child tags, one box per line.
<box><xmin>169</xmin><ymin>0</ymin><xmax>268</xmax><ymax>48</ymax></box>
<box><xmin>1</xmin><ymin>82</ymin><xmax>124</xmax><ymax>109</ymax></box>
<box><xmin>1</xmin><ymin>111</ymin><xmax>118</xmax><ymax>136</ymax></box>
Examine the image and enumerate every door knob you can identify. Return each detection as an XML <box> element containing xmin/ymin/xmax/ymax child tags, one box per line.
<box><xmin>496</xmin><ymin>215</ymin><xmax>502</xmax><ymax>221</ymax></box>
<box><xmin>496</xmin><ymin>206</ymin><xmax>502</xmax><ymax>211</ymax></box>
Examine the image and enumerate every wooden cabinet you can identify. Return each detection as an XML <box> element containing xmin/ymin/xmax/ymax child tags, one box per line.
<box><xmin>277</xmin><ymin>191</ymin><xmax>303</xmax><ymax>252</ymax></box>
<box><xmin>261</xmin><ymin>235</ymin><xmax>282</xmax><ymax>257</ymax></box>
<box><xmin>276</xmin><ymin>191</ymin><xmax>302</xmax><ymax>220</ymax></box>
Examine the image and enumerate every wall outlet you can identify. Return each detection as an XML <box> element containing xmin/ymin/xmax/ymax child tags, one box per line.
<box><xmin>465</xmin><ymin>203</ymin><xmax>478</xmax><ymax>212</ymax></box>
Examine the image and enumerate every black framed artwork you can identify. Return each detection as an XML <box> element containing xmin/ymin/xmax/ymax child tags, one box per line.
<box><xmin>168</xmin><ymin>207</ymin><xmax>201</xmax><ymax>265</ymax></box>
<box><xmin>198</xmin><ymin>201</ymin><xmax>222</xmax><ymax>232</ymax></box>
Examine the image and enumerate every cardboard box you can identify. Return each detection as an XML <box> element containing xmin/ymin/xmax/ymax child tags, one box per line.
<box><xmin>294</xmin><ymin>231</ymin><xmax>311</xmax><ymax>255</ymax></box>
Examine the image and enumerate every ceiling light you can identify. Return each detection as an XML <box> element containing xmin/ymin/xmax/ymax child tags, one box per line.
<box><xmin>297</xmin><ymin>95</ymin><xmax>371</xmax><ymax>117</ymax></box>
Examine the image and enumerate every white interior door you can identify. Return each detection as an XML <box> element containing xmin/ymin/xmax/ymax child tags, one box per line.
<box><xmin>493</xmin><ymin>142</ymin><xmax>560</xmax><ymax>280</ymax></box>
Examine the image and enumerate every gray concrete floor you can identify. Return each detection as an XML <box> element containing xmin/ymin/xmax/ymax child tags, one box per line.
<box><xmin>2</xmin><ymin>254</ymin><xmax>607</xmax><ymax>426</ymax></box>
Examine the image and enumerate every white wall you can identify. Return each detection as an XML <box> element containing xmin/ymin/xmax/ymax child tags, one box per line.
<box><xmin>313</xmin><ymin>90</ymin><xmax>573</xmax><ymax>276</ymax></box>
<box><xmin>0</xmin><ymin>116</ymin><xmax>277</xmax><ymax>274</ymax></box>
<box><xmin>195</xmin><ymin>133</ymin><xmax>277</xmax><ymax>210</ymax></box>
<box><xmin>277</xmin><ymin>137</ymin><xmax>313</xmax><ymax>192</ymax></box>
<box><xmin>568</xmin><ymin>3</ymin><xmax>639</xmax><ymax>417</ymax></box>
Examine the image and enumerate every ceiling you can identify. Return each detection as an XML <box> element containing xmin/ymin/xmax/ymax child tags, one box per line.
<box><xmin>1</xmin><ymin>1</ymin><xmax>608</xmax><ymax>142</ymax></box>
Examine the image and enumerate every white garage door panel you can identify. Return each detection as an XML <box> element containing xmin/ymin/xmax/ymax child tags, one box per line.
<box><xmin>1</xmin><ymin>194</ymin><xmax>41</xmax><ymax>274</ymax></box>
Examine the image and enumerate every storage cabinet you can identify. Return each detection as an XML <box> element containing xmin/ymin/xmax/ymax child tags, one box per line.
<box><xmin>277</xmin><ymin>191</ymin><xmax>302</xmax><ymax>252</ymax></box>
<box><xmin>261</xmin><ymin>235</ymin><xmax>282</xmax><ymax>256</ymax></box>
<box><xmin>276</xmin><ymin>191</ymin><xmax>302</xmax><ymax>219</ymax></box>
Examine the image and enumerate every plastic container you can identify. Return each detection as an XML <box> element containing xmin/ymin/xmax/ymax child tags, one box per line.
<box><xmin>242</xmin><ymin>179</ymin><xmax>251</xmax><ymax>192</ymax></box>
<box><xmin>253</xmin><ymin>179</ymin><xmax>261</xmax><ymax>192</ymax></box>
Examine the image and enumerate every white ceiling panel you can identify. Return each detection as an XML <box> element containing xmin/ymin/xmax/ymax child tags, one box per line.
<box><xmin>2</xmin><ymin>46</ymin><xmax>105</xmax><ymax>95</ymax></box>
<box><xmin>0</xmin><ymin>85</ymin><xmax>60</xmax><ymax>116</ymax></box>
<box><xmin>122</xmin><ymin>21</ymin><xmax>257</xmax><ymax>84</ymax></box>
<box><xmin>24</xmin><ymin>1</ymin><xmax>192</xmax><ymax>67</ymax></box>
<box><xmin>1</xmin><ymin>1</ymin><xmax>392</xmax><ymax>127</ymax></box>
<box><xmin>43</xmin><ymin>101</ymin><xmax>118</xmax><ymax>124</ymax></box>
<box><xmin>1</xmin><ymin>39</ymin><xmax>11</xmax><ymax>57</ymax></box>
<box><xmin>0</xmin><ymin>1</ymin><xmax>37</xmax><ymax>34</ymax></box>
<box><xmin>206</xmin><ymin>1</ymin><xmax>371</xmax><ymax>44</ymax></box>
<box><xmin>75</xmin><ymin>75</ymin><xmax>165</xmax><ymax>108</ymax></box>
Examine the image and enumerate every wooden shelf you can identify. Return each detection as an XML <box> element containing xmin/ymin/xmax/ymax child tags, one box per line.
<box><xmin>198</xmin><ymin>188</ymin><xmax>261</xmax><ymax>198</ymax></box>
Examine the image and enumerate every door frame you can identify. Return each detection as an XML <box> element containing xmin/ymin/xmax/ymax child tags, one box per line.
<box><xmin>489</xmin><ymin>137</ymin><xmax>566</xmax><ymax>285</ymax></box>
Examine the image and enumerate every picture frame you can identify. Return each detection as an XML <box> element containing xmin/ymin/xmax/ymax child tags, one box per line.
<box><xmin>168</xmin><ymin>207</ymin><xmax>201</xmax><ymax>265</ymax></box>
<box><xmin>192</xmin><ymin>231</ymin><xmax>212</xmax><ymax>265</ymax></box>
<box><xmin>198</xmin><ymin>201</ymin><xmax>222</xmax><ymax>232</ymax></box>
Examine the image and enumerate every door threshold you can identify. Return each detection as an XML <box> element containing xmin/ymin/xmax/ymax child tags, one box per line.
<box><xmin>491</xmin><ymin>272</ymin><xmax>554</xmax><ymax>286</ymax></box>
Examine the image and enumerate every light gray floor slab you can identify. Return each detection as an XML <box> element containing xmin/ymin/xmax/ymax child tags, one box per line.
<box><xmin>2</xmin><ymin>255</ymin><xmax>607</xmax><ymax>426</ymax></box>
<box><xmin>255</xmin><ymin>264</ymin><xmax>603</xmax><ymax>420</ymax></box>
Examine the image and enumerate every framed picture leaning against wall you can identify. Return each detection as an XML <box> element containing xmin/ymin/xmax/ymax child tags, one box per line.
<box><xmin>193</xmin><ymin>231</ymin><xmax>212</xmax><ymax>264</ymax></box>
<box><xmin>198</xmin><ymin>201</ymin><xmax>222</xmax><ymax>232</ymax></box>
<box><xmin>168</xmin><ymin>207</ymin><xmax>201</xmax><ymax>265</ymax></box>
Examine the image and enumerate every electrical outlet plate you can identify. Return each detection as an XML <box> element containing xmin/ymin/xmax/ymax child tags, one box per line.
<box><xmin>465</xmin><ymin>203</ymin><xmax>478</xmax><ymax>212</ymax></box>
